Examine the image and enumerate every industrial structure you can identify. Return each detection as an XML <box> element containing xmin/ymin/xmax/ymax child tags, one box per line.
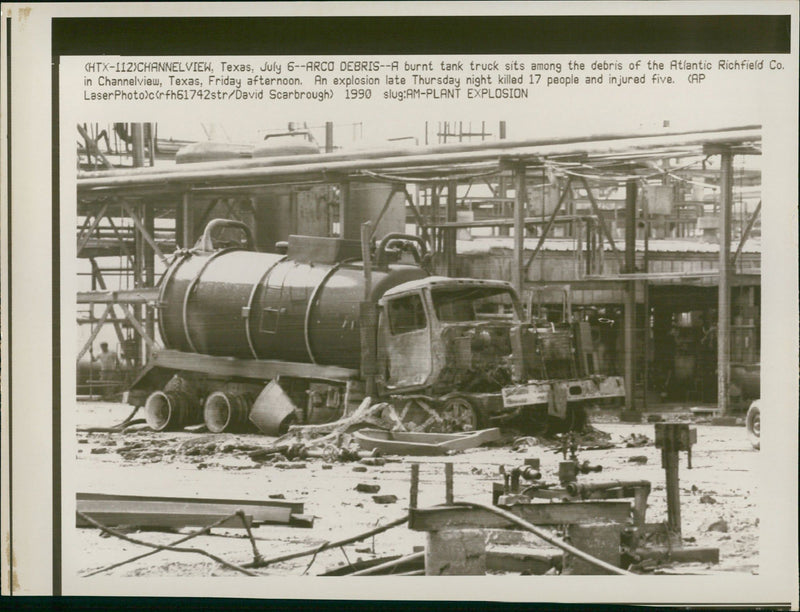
<box><xmin>76</xmin><ymin>122</ymin><xmax>761</xmax><ymax>419</ymax></box>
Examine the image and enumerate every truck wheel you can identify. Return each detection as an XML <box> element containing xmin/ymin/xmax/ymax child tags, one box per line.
<box><xmin>440</xmin><ymin>396</ymin><xmax>483</xmax><ymax>432</ymax></box>
<box><xmin>746</xmin><ymin>400</ymin><xmax>760</xmax><ymax>450</ymax></box>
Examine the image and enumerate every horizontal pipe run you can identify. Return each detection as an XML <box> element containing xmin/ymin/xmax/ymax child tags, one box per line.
<box><xmin>78</xmin><ymin>128</ymin><xmax>761</xmax><ymax>193</ymax></box>
<box><xmin>79</xmin><ymin>124</ymin><xmax>760</xmax><ymax>181</ymax></box>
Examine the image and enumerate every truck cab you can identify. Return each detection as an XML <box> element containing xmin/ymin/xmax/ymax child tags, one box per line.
<box><xmin>376</xmin><ymin>276</ymin><xmax>625</xmax><ymax>431</ymax></box>
<box><xmin>377</xmin><ymin>277</ymin><xmax>522</xmax><ymax>391</ymax></box>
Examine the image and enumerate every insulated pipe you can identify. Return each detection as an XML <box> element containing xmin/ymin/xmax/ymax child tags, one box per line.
<box><xmin>565</xmin><ymin>480</ymin><xmax>651</xmax><ymax>497</ymax></box>
<box><xmin>78</xmin><ymin>129</ymin><xmax>761</xmax><ymax>192</ymax></box>
<box><xmin>79</xmin><ymin>125</ymin><xmax>760</xmax><ymax>181</ymax></box>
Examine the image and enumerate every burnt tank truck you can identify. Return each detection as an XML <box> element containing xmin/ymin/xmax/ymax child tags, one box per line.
<box><xmin>125</xmin><ymin>135</ymin><xmax>624</xmax><ymax>435</ymax></box>
<box><xmin>126</xmin><ymin>218</ymin><xmax>624</xmax><ymax>435</ymax></box>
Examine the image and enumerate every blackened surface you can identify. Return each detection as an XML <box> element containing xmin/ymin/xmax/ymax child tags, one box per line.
<box><xmin>52</xmin><ymin>15</ymin><xmax>790</xmax><ymax>56</ymax></box>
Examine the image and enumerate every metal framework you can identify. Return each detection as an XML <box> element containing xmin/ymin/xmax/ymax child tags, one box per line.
<box><xmin>76</xmin><ymin>124</ymin><xmax>761</xmax><ymax>414</ymax></box>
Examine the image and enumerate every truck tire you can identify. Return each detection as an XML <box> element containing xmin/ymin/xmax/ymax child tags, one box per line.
<box><xmin>746</xmin><ymin>400</ymin><xmax>760</xmax><ymax>450</ymax></box>
<box><xmin>440</xmin><ymin>395</ymin><xmax>484</xmax><ymax>432</ymax></box>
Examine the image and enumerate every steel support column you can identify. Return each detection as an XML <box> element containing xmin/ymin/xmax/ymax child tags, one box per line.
<box><xmin>445</xmin><ymin>180</ymin><xmax>458</xmax><ymax>276</ymax></box>
<box><xmin>512</xmin><ymin>164</ymin><xmax>526</xmax><ymax>295</ymax></box>
<box><xmin>143</xmin><ymin>203</ymin><xmax>156</xmax><ymax>362</ymax></box>
<box><xmin>339</xmin><ymin>180</ymin><xmax>355</xmax><ymax>240</ymax></box>
<box><xmin>131</xmin><ymin>123</ymin><xmax>146</xmax><ymax>168</ymax></box>
<box><xmin>181</xmin><ymin>191</ymin><xmax>194</xmax><ymax>248</ymax></box>
<box><xmin>718</xmin><ymin>150</ymin><xmax>733</xmax><ymax>415</ymax></box>
<box><xmin>325</xmin><ymin>122</ymin><xmax>334</xmax><ymax>153</ymax></box>
<box><xmin>624</xmin><ymin>179</ymin><xmax>637</xmax><ymax>414</ymax></box>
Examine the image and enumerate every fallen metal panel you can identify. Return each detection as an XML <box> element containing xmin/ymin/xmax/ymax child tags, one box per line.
<box><xmin>77</xmin><ymin>492</ymin><xmax>303</xmax><ymax>515</ymax></box>
<box><xmin>353</xmin><ymin>428</ymin><xmax>501</xmax><ymax>456</ymax></box>
<box><xmin>76</xmin><ymin>510</ymin><xmax>254</xmax><ymax>529</ymax></box>
<box><xmin>76</xmin><ymin>500</ymin><xmax>292</xmax><ymax>525</ymax></box>
<box><xmin>408</xmin><ymin>501</ymin><xmax>631</xmax><ymax>531</ymax></box>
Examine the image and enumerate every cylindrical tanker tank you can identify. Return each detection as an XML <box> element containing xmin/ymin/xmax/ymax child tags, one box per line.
<box><xmin>157</xmin><ymin>239</ymin><xmax>428</xmax><ymax>370</ymax></box>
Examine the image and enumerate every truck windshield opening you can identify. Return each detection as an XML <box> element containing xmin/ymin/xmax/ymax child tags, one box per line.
<box><xmin>431</xmin><ymin>287</ymin><xmax>518</xmax><ymax>323</ymax></box>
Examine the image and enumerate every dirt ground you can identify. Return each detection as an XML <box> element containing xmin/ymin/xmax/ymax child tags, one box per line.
<box><xmin>72</xmin><ymin>401</ymin><xmax>759</xmax><ymax>578</ymax></box>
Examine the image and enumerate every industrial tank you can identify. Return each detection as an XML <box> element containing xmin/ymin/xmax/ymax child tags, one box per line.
<box><xmin>158</xmin><ymin>233</ymin><xmax>427</xmax><ymax>369</ymax></box>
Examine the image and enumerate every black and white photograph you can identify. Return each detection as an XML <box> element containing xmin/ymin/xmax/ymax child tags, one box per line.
<box><xmin>2</xmin><ymin>2</ymin><xmax>798</xmax><ymax>607</ymax></box>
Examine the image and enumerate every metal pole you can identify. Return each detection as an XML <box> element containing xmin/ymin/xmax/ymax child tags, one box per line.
<box><xmin>513</xmin><ymin>164</ymin><xmax>526</xmax><ymax>295</ymax></box>
<box><xmin>445</xmin><ymin>181</ymin><xmax>458</xmax><ymax>276</ymax></box>
<box><xmin>360</xmin><ymin>221</ymin><xmax>376</xmax><ymax>397</ymax></box>
<box><xmin>643</xmin><ymin>191</ymin><xmax>650</xmax><ymax>411</ymax></box>
<box><xmin>143</xmin><ymin>203</ymin><xmax>155</xmax><ymax>363</ymax></box>
<box><xmin>624</xmin><ymin>180</ymin><xmax>637</xmax><ymax>415</ymax></box>
<box><xmin>181</xmin><ymin>191</ymin><xmax>194</xmax><ymax>248</ymax></box>
<box><xmin>718</xmin><ymin>150</ymin><xmax>733</xmax><ymax>415</ymax></box>
<box><xmin>131</xmin><ymin>123</ymin><xmax>145</xmax><ymax>168</ymax></box>
<box><xmin>325</xmin><ymin>121</ymin><xmax>334</xmax><ymax>153</ymax></box>
<box><xmin>339</xmin><ymin>180</ymin><xmax>355</xmax><ymax>239</ymax></box>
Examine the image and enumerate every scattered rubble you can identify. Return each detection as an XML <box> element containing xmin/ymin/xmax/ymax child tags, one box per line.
<box><xmin>628</xmin><ymin>455</ymin><xmax>648</xmax><ymax>464</ymax></box>
<box><xmin>622</xmin><ymin>433</ymin><xmax>651</xmax><ymax>448</ymax></box>
<box><xmin>706</xmin><ymin>519</ymin><xmax>729</xmax><ymax>533</ymax></box>
<box><xmin>355</xmin><ymin>484</ymin><xmax>381</xmax><ymax>494</ymax></box>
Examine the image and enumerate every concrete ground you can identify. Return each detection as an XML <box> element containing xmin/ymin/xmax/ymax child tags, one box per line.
<box><xmin>70</xmin><ymin>401</ymin><xmax>759</xmax><ymax>578</ymax></box>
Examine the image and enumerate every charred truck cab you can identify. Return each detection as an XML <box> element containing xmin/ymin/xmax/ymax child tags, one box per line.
<box><xmin>377</xmin><ymin>277</ymin><xmax>624</xmax><ymax>432</ymax></box>
<box><xmin>126</xmin><ymin>221</ymin><xmax>623</xmax><ymax>435</ymax></box>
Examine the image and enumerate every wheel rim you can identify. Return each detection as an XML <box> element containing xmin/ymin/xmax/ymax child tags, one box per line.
<box><xmin>751</xmin><ymin>412</ymin><xmax>760</xmax><ymax>436</ymax></box>
<box><xmin>441</xmin><ymin>397</ymin><xmax>478</xmax><ymax>432</ymax></box>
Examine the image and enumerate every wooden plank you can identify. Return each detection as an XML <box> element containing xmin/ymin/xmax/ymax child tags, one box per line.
<box><xmin>76</xmin><ymin>500</ymin><xmax>292</xmax><ymax>525</ymax></box>
<box><xmin>76</xmin><ymin>510</ymin><xmax>253</xmax><ymax>529</ymax></box>
<box><xmin>151</xmin><ymin>349</ymin><xmax>358</xmax><ymax>383</ymax></box>
<box><xmin>409</xmin><ymin>501</ymin><xmax>631</xmax><ymax>531</ymax></box>
<box><xmin>77</xmin><ymin>492</ymin><xmax>303</xmax><ymax>515</ymax></box>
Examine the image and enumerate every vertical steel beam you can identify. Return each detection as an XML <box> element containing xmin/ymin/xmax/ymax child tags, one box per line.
<box><xmin>143</xmin><ymin>203</ymin><xmax>155</xmax><ymax>363</ymax></box>
<box><xmin>718</xmin><ymin>150</ymin><xmax>733</xmax><ymax>415</ymax></box>
<box><xmin>325</xmin><ymin>121</ymin><xmax>334</xmax><ymax>153</ymax></box>
<box><xmin>339</xmin><ymin>180</ymin><xmax>354</xmax><ymax>240</ymax></box>
<box><xmin>624</xmin><ymin>180</ymin><xmax>637</xmax><ymax>413</ymax></box>
<box><xmin>430</xmin><ymin>186</ymin><xmax>440</xmax><ymax>255</ymax></box>
<box><xmin>513</xmin><ymin>164</ymin><xmax>527</xmax><ymax>295</ymax></box>
<box><xmin>131</xmin><ymin>123</ymin><xmax>145</xmax><ymax>168</ymax></box>
<box><xmin>445</xmin><ymin>181</ymin><xmax>458</xmax><ymax>276</ymax></box>
<box><xmin>181</xmin><ymin>191</ymin><xmax>194</xmax><ymax>248</ymax></box>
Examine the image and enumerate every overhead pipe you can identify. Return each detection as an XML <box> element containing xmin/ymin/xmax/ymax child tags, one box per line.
<box><xmin>79</xmin><ymin>124</ymin><xmax>760</xmax><ymax>181</ymax></box>
<box><xmin>78</xmin><ymin>128</ymin><xmax>761</xmax><ymax>192</ymax></box>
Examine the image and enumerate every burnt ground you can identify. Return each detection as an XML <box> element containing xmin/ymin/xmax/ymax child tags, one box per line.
<box><xmin>71</xmin><ymin>401</ymin><xmax>759</xmax><ymax>578</ymax></box>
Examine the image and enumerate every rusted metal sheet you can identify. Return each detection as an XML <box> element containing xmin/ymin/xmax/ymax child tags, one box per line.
<box><xmin>77</xmin><ymin>492</ymin><xmax>304</xmax><ymax>516</ymax></box>
<box><xmin>353</xmin><ymin>428</ymin><xmax>501</xmax><ymax>456</ymax></box>
<box><xmin>76</xmin><ymin>509</ymin><xmax>254</xmax><ymax>529</ymax></box>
